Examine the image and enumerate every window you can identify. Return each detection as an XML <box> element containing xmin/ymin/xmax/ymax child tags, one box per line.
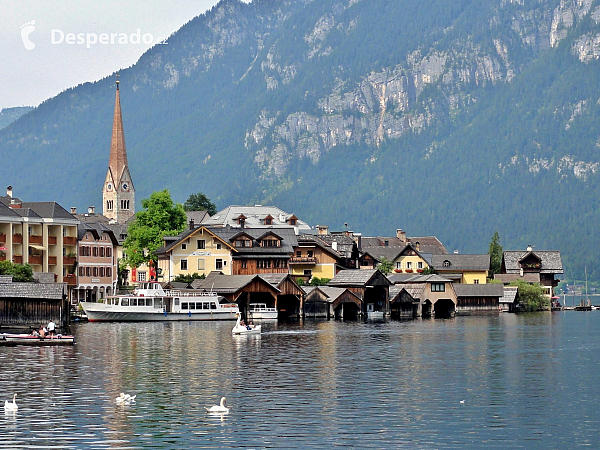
<box><xmin>443</xmin><ymin>260</ymin><xmax>451</xmax><ymax>267</ymax></box>
<box><xmin>197</xmin><ymin>240</ymin><xmax>205</xmax><ymax>250</ymax></box>
<box><xmin>384</xmin><ymin>240</ymin><xmax>389</xmax><ymax>247</ymax></box>
<box><xmin>304</xmin><ymin>269</ymin><xmax>312</xmax><ymax>276</ymax></box>
<box><xmin>106</xmin><ymin>200</ymin><xmax>113</xmax><ymax>210</ymax></box>
<box><xmin>93</xmin><ymin>267</ymin><xmax>98</xmax><ymax>277</ymax></box>
<box><xmin>396</xmin><ymin>262</ymin><xmax>401</xmax><ymax>269</ymax></box>
<box><xmin>79</xmin><ymin>267</ymin><xmax>84</xmax><ymax>276</ymax></box>
<box><xmin>120</xmin><ymin>200</ymin><xmax>130</xmax><ymax>210</ymax></box>
<box><xmin>418</xmin><ymin>262</ymin><xmax>423</xmax><ymax>269</ymax></box>
<box><xmin>265</xmin><ymin>218</ymin><xmax>272</xmax><ymax>225</ymax></box>
<box><xmin>93</xmin><ymin>247</ymin><xmax>98</xmax><ymax>257</ymax></box>
<box><xmin>296</xmin><ymin>251</ymin><xmax>302</xmax><ymax>257</ymax></box>
<box><xmin>182</xmin><ymin>243</ymin><xmax>187</xmax><ymax>250</ymax></box>
<box><xmin>137</xmin><ymin>271</ymin><xmax>146</xmax><ymax>282</ymax></box>
<box><xmin>262</xmin><ymin>239</ymin><xmax>279</xmax><ymax>247</ymax></box>
<box><xmin>241</xmin><ymin>260</ymin><xmax>247</xmax><ymax>269</ymax></box>
<box><xmin>100</xmin><ymin>267</ymin><xmax>105</xmax><ymax>277</ymax></box>
<box><xmin>216</xmin><ymin>259</ymin><xmax>223</xmax><ymax>270</ymax></box>
<box><xmin>197</xmin><ymin>259</ymin><xmax>205</xmax><ymax>270</ymax></box>
<box><xmin>180</xmin><ymin>259</ymin><xmax>188</xmax><ymax>271</ymax></box>
<box><xmin>80</xmin><ymin>246</ymin><xmax>85</xmax><ymax>256</ymax></box>
<box><xmin>100</xmin><ymin>247</ymin><xmax>105</xmax><ymax>257</ymax></box>
<box><xmin>289</xmin><ymin>218</ymin><xmax>297</xmax><ymax>226</ymax></box>
<box><xmin>86</xmin><ymin>267</ymin><xmax>91</xmax><ymax>277</ymax></box>
<box><xmin>406</xmin><ymin>262</ymin><xmax>412</xmax><ymax>269</ymax></box>
<box><xmin>181</xmin><ymin>302</ymin><xmax>189</xmax><ymax>310</ymax></box>
<box><xmin>307</xmin><ymin>250</ymin><xmax>313</xmax><ymax>258</ymax></box>
<box><xmin>107</xmin><ymin>267</ymin><xmax>112</xmax><ymax>277</ymax></box>
<box><xmin>216</xmin><ymin>243</ymin><xmax>222</xmax><ymax>250</ymax></box>
<box><xmin>431</xmin><ymin>283</ymin><xmax>445</xmax><ymax>292</ymax></box>
<box><xmin>257</xmin><ymin>260</ymin><xmax>271</xmax><ymax>269</ymax></box>
<box><xmin>473</xmin><ymin>279</ymin><xmax>480</xmax><ymax>284</ymax></box>
<box><xmin>107</xmin><ymin>247</ymin><xmax>112</xmax><ymax>257</ymax></box>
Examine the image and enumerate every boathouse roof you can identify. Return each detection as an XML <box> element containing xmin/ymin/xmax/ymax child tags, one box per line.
<box><xmin>453</xmin><ymin>284</ymin><xmax>504</xmax><ymax>298</ymax></box>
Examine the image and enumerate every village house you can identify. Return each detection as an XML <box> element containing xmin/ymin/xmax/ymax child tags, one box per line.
<box><xmin>201</xmin><ymin>205</ymin><xmax>311</xmax><ymax>232</ymax></box>
<box><xmin>327</xmin><ymin>269</ymin><xmax>392</xmax><ymax>318</ymax></box>
<box><xmin>389</xmin><ymin>274</ymin><xmax>457</xmax><ymax>318</ymax></box>
<box><xmin>303</xmin><ymin>285</ymin><xmax>362</xmax><ymax>319</ymax></box>
<box><xmin>0</xmin><ymin>187</ymin><xmax>79</xmax><ymax>285</ymax></box>
<box><xmin>431</xmin><ymin>253</ymin><xmax>491</xmax><ymax>284</ymax></box>
<box><xmin>289</xmin><ymin>234</ymin><xmax>345</xmax><ymax>283</ymax></box>
<box><xmin>496</xmin><ymin>246</ymin><xmax>563</xmax><ymax>298</ymax></box>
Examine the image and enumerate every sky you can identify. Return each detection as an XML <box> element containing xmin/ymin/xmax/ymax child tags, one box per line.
<box><xmin>0</xmin><ymin>0</ymin><xmax>233</xmax><ymax>110</ymax></box>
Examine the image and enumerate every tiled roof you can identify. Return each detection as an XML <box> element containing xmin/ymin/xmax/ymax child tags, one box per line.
<box><xmin>259</xmin><ymin>273</ymin><xmax>288</xmax><ymax>287</ymax></box>
<box><xmin>191</xmin><ymin>272</ymin><xmax>264</xmax><ymax>294</ymax></box>
<box><xmin>202</xmin><ymin>205</ymin><xmax>311</xmax><ymax>231</ymax></box>
<box><xmin>453</xmin><ymin>284</ymin><xmax>504</xmax><ymax>297</ymax></box>
<box><xmin>391</xmin><ymin>283</ymin><xmax>426</xmax><ymax>301</ymax></box>
<box><xmin>328</xmin><ymin>269</ymin><xmax>391</xmax><ymax>287</ymax></box>
<box><xmin>0</xmin><ymin>202</ymin><xmax>21</xmax><ymax>219</ymax></box>
<box><xmin>503</xmin><ymin>250</ymin><xmax>563</xmax><ymax>274</ymax></box>
<box><xmin>0</xmin><ymin>282</ymin><xmax>65</xmax><ymax>299</ymax></box>
<box><xmin>186</xmin><ymin>210</ymin><xmax>209</xmax><ymax>225</ymax></box>
<box><xmin>500</xmin><ymin>286</ymin><xmax>518</xmax><ymax>304</ymax></box>
<box><xmin>494</xmin><ymin>273</ymin><xmax>541</xmax><ymax>284</ymax></box>
<box><xmin>386</xmin><ymin>273</ymin><xmax>418</xmax><ymax>284</ymax></box>
<box><xmin>361</xmin><ymin>235</ymin><xmax>448</xmax><ymax>255</ymax></box>
<box><xmin>432</xmin><ymin>254</ymin><xmax>490</xmax><ymax>271</ymax></box>
<box><xmin>393</xmin><ymin>274</ymin><xmax>452</xmax><ymax>284</ymax></box>
<box><xmin>211</xmin><ymin>226</ymin><xmax>298</xmax><ymax>256</ymax></box>
<box><xmin>19</xmin><ymin>202</ymin><xmax>77</xmax><ymax>221</ymax></box>
<box><xmin>297</xmin><ymin>234</ymin><xmax>343</xmax><ymax>259</ymax></box>
<box><xmin>317</xmin><ymin>234</ymin><xmax>356</xmax><ymax>257</ymax></box>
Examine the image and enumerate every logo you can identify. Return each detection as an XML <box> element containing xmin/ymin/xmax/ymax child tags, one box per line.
<box><xmin>21</xmin><ymin>20</ymin><xmax>36</xmax><ymax>50</ymax></box>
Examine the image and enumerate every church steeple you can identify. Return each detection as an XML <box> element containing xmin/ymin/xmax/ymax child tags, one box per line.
<box><xmin>103</xmin><ymin>75</ymin><xmax>135</xmax><ymax>223</ymax></box>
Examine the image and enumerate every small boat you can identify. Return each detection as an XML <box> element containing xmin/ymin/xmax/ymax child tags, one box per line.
<box><xmin>81</xmin><ymin>281</ymin><xmax>239</xmax><ymax>322</ymax></box>
<box><xmin>248</xmin><ymin>303</ymin><xmax>278</xmax><ymax>320</ymax></box>
<box><xmin>232</xmin><ymin>315</ymin><xmax>261</xmax><ymax>335</ymax></box>
<box><xmin>366</xmin><ymin>311</ymin><xmax>384</xmax><ymax>320</ymax></box>
<box><xmin>0</xmin><ymin>333</ymin><xmax>75</xmax><ymax>346</ymax></box>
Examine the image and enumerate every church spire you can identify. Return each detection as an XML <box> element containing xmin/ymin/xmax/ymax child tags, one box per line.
<box><xmin>103</xmin><ymin>74</ymin><xmax>135</xmax><ymax>223</ymax></box>
<box><xmin>109</xmin><ymin>74</ymin><xmax>128</xmax><ymax>183</ymax></box>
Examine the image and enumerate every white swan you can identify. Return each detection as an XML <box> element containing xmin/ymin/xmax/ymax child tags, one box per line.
<box><xmin>4</xmin><ymin>394</ymin><xmax>17</xmax><ymax>411</ymax></box>
<box><xmin>205</xmin><ymin>397</ymin><xmax>229</xmax><ymax>414</ymax></box>
<box><xmin>116</xmin><ymin>393</ymin><xmax>136</xmax><ymax>405</ymax></box>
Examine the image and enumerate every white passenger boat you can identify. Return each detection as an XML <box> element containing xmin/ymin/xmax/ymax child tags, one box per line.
<box><xmin>81</xmin><ymin>282</ymin><xmax>239</xmax><ymax>322</ymax></box>
<box><xmin>248</xmin><ymin>303</ymin><xmax>278</xmax><ymax>320</ymax></box>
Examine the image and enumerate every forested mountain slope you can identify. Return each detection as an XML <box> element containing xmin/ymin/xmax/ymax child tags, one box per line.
<box><xmin>1</xmin><ymin>0</ymin><xmax>599</xmax><ymax>280</ymax></box>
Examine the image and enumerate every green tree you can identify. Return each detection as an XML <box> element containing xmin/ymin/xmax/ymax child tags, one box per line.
<box><xmin>0</xmin><ymin>261</ymin><xmax>34</xmax><ymax>282</ymax></box>
<box><xmin>183</xmin><ymin>192</ymin><xmax>217</xmax><ymax>215</ymax></box>
<box><xmin>377</xmin><ymin>257</ymin><xmax>393</xmax><ymax>274</ymax></box>
<box><xmin>309</xmin><ymin>277</ymin><xmax>330</xmax><ymax>286</ymax></box>
<box><xmin>173</xmin><ymin>272</ymin><xmax>206</xmax><ymax>284</ymax></box>
<box><xmin>123</xmin><ymin>190</ymin><xmax>187</xmax><ymax>268</ymax></box>
<box><xmin>421</xmin><ymin>267</ymin><xmax>435</xmax><ymax>275</ymax></box>
<box><xmin>511</xmin><ymin>280</ymin><xmax>548</xmax><ymax>312</ymax></box>
<box><xmin>488</xmin><ymin>231</ymin><xmax>503</xmax><ymax>275</ymax></box>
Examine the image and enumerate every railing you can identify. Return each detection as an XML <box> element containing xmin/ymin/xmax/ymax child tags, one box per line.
<box><xmin>162</xmin><ymin>290</ymin><xmax>217</xmax><ymax>297</ymax></box>
<box><xmin>13</xmin><ymin>255</ymin><xmax>23</xmax><ymax>264</ymax></box>
<box><xmin>48</xmin><ymin>236</ymin><xmax>57</xmax><ymax>245</ymax></box>
<box><xmin>63</xmin><ymin>236</ymin><xmax>77</xmax><ymax>246</ymax></box>
<box><xmin>29</xmin><ymin>235</ymin><xmax>43</xmax><ymax>245</ymax></box>
<box><xmin>28</xmin><ymin>255</ymin><xmax>42</xmax><ymax>265</ymax></box>
<box><xmin>63</xmin><ymin>276</ymin><xmax>77</xmax><ymax>285</ymax></box>
<box><xmin>0</xmin><ymin>234</ymin><xmax>5</xmax><ymax>243</ymax></box>
<box><xmin>12</xmin><ymin>234</ymin><xmax>22</xmax><ymax>244</ymax></box>
<box><xmin>48</xmin><ymin>256</ymin><xmax>57</xmax><ymax>265</ymax></box>
<box><xmin>63</xmin><ymin>256</ymin><xmax>76</xmax><ymax>265</ymax></box>
<box><xmin>288</xmin><ymin>256</ymin><xmax>317</xmax><ymax>265</ymax></box>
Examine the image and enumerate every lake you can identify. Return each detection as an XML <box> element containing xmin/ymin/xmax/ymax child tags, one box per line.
<box><xmin>1</xmin><ymin>312</ymin><xmax>600</xmax><ymax>449</ymax></box>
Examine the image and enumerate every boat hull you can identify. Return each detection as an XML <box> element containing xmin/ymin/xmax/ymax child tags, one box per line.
<box><xmin>0</xmin><ymin>334</ymin><xmax>74</xmax><ymax>346</ymax></box>
<box><xmin>232</xmin><ymin>325</ymin><xmax>262</xmax><ymax>335</ymax></box>
<box><xmin>248</xmin><ymin>311</ymin><xmax>278</xmax><ymax>320</ymax></box>
<box><xmin>83</xmin><ymin>308</ymin><xmax>239</xmax><ymax>322</ymax></box>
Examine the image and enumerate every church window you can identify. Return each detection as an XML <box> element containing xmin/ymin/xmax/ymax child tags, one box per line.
<box><xmin>106</xmin><ymin>200</ymin><xmax>113</xmax><ymax>211</ymax></box>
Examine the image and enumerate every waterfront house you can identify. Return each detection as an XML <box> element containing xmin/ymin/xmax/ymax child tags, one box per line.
<box><xmin>389</xmin><ymin>274</ymin><xmax>457</xmax><ymax>317</ymax></box>
<box><xmin>431</xmin><ymin>254</ymin><xmax>491</xmax><ymax>284</ymax></box>
<box><xmin>327</xmin><ymin>269</ymin><xmax>392</xmax><ymax>318</ymax></box>
<box><xmin>496</xmin><ymin>247</ymin><xmax>563</xmax><ymax>298</ymax></box>
<box><xmin>453</xmin><ymin>283</ymin><xmax>504</xmax><ymax>314</ymax></box>
<box><xmin>303</xmin><ymin>286</ymin><xmax>362</xmax><ymax>319</ymax></box>
<box><xmin>257</xmin><ymin>273</ymin><xmax>305</xmax><ymax>318</ymax></box>
<box><xmin>289</xmin><ymin>234</ymin><xmax>344</xmax><ymax>283</ymax></box>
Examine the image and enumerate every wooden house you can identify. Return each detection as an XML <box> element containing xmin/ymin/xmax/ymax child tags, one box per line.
<box><xmin>303</xmin><ymin>286</ymin><xmax>362</xmax><ymax>319</ymax></box>
<box><xmin>327</xmin><ymin>269</ymin><xmax>392</xmax><ymax>317</ymax></box>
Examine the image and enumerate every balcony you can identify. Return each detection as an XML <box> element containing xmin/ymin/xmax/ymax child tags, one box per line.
<box><xmin>0</xmin><ymin>233</ymin><xmax>5</xmax><ymax>244</ymax></box>
<box><xmin>48</xmin><ymin>256</ymin><xmax>57</xmax><ymax>265</ymax></box>
<box><xmin>63</xmin><ymin>256</ymin><xmax>76</xmax><ymax>265</ymax></box>
<box><xmin>29</xmin><ymin>235</ymin><xmax>43</xmax><ymax>245</ymax></box>
<box><xmin>28</xmin><ymin>255</ymin><xmax>42</xmax><ymax>265</ymax></box>
<box><xmin>63</xmin><ymin>275</ymin><xmax>77</xmax><ymax>285</ymax></box>
<box><xmin>13</xmin><ymin>255</ymin><xmax>22</xmax><ymax>264</ymax></box>
<box><xmin>63</xmin><ymin>236</ymin><xmax>77</xmax><ymax>246</ymax></box>
<box><xmin>48</xmin><ymin>236</ymin><xmax>57</xmax><ymax>245</ymax></box>
<box><xmin>12</xmin><ymin>234</ymin><xmax>22</xmax><ymax>244</ymax></box>
<box><xmin>288</xmin><ymin>256</ymin><xmax>317</xmax><ymax>265</ymax></box>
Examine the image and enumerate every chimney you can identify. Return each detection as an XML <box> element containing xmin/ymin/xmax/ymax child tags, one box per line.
<box><xmin>354</xmin><ymin>232</ymin><xmax>362</xmax><ymax>252</ymax></box>
<box><xmin>317</xmin><ymin>225</ymin><xmax>329</xmax><ymax>235</ymax></box>
<box><xmin>88</xmin><ymin>206</ymin><xmax>95</xmax><ymax>214</ymax></box>
<box><xmin>332</xmin><ymin>241</ymin><xmax>338</xmax><ymax>251</ymax></box>
<box><xmin>454</xmin><ymin>250</ymin><xmax>459</xmax><ymax>254</ymax></box>
<box><xmin>189</xmin><ymin>219</ymin><xmax>195</xmax><ymax>230</ymax></box>
<box><xmin>6</xmin><ymin>186</ymin><xmax>12</xmax><ymax>198</ymax></box>
<box><xmin>415</xmin><ymin>241</ymin><xmax>420</xmax><ymax>251</ymax></box>
<box><xmin>527</xmin><ymin>245</ymin><xmax>533</xmax><ymax>252</ymax></box>
<box><xmin>396</xmin><ymin>229</ymin><xmax>406</xmax><ymax>242</ymax></box>
<box><xmin>70</xmin><ymin>207</ymin><xmax>77</xmax><ymax>214</ymax></box>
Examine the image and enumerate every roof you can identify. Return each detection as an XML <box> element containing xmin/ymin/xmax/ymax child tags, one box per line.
<box><xmin>191</xmin><ymin>272</ymin><xmax>275</xmax><ymax>294</ymax></box>
<box><xmin>201</xmin><ymin>205</ymin><xmax>311</xmax><ymax>231</ymax></box>
<box><xmin>259</xmin><ymin>273</ymin><xmax>289</xmax><ymax>287</ymax></box>
<box><xmin>186</xmin><ymin>210</ymin><xmax>210</xmax><ymax>225</ymax></box>
<box><xmin>77</xmin><ymin>220</ymin><xmax>119</xmax><ymax>245</ymax></box>
<box><xmin>107</xmin><ymin>86</ymin><xmax>132</xmax><ymax>188</ymax></box>
<box><xmin>0</xmin><ymin>202</ymin><xmax>21</xmax><ymax>219</ymax></box>
<box><xmin>317</xmin><ymin>234</ymin><xmax>357</xmax><ymax>258</ymax></box>
<box><xmin>453</xmin><ymin>284</ymin><xmax>504</xmax><ymax>297</ymax></box>
<box><xmin>360</xmin><ymin>235</ymin><xmax>448</xmax><ymax>254</ymax></box>
<box><xmin>19</xmin><ymin>202</ymin><xmax>78</xmax><ymax>221</ymax></box>
<box><xmin>386</xmin><ymin>273</ymin><xmax>418</xmax><ymax>284</ymax></box>
<box><xmin>389</xmin><ymin>283</ymin><xmax>426</xmax><ymax>301</ymax></box>
<box><xmin>392</xmin><ymin>274</ymin><xmax>453</xmax><ymax>284</ymax></box>
<box><xmin>0</xmin><ymin>281</ymin><xmax>65</xmax><ymax>299</ymax></box>
<box><xmin>500</xmin><ymin>286</ymin><xmax>518</xmax><ymax>304</ymax></box>
<box><xmin>494</xmin><ymin>273</ymin><xmax>541</xmax><ymax>284</ymax></box>
<box><xmin>328</xmin><ymin>269</ymin><xmax>391</xmax><ymax>287</ymax></box>
<box><xmin>305</xmin><ymin>286</ymin><xmax>354</xmax><ymax>302</ymax></box>
<box><xmin>211</xmin><ymin>226</ymin><xmax>298</xmax><ymax>256</ymax></box>
<box><xmin>297</xmin><ymin>234</ymin><xmax>343</xmax><ymax>259</ymax></box>
<box><xmin>502</xmin><ymin>250</ymin><xmax>563</xmax><ymax>274</ymax></box>
<box><xmin>432</xmin><ymin>254</ymin><xmax>490</xmax><ymax>271</ymax></box>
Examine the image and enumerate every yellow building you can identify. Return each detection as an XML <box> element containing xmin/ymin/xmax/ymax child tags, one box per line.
<box><xmin>0</xmin><ymin>189</ymin><xmax>79</xmax><ymax>282</ymax></box>
<box><xmin>289</xmin><ymin>235</ymin><xmax>343</xmax><ymax>282</ymax></box>
<box><xmin>157</xmin><ymin>226</ymin><xmax>237</xmax><ymax>281</ymax></box>
<box><xmin>431</xmin><ymin>254</ymin><xmax>490</xmax><ymax>284</ymax></box>
<box><xmin>365</xmin><ymin>244</ymin><xmax>432</xmax><ymax>275</ymax></box>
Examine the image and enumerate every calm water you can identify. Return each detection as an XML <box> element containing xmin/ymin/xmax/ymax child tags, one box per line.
<box><xmin>1</xmin><ymin>312</ymin><xmax>600</xmax><ymax>449</ymax></box>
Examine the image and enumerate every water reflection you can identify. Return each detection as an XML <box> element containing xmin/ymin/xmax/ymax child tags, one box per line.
<box><xmin>1</xmin><ymin>313</ymin><xmax>600</xmax><ymax>447</ymax></box>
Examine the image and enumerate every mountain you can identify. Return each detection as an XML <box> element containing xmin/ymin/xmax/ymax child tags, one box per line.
<box><xmin>1</xmin><ymin>0</ymin><xmax>599</xmax><ymax>281</ymax></box>
<box><xmin>0</xmin><ymin>107</ymin><xmax>33</xmax><ymax>130</ymax></box>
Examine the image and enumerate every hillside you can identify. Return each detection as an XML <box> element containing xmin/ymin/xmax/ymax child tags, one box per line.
<box><xmin>1</xmin><ymin>0</ymin><xmax>599</xmax><ymax>280</ymax></box>
<box><xmin>0</xmin><ymin>107</ymin><xmax>33</xmax><ymax>130</ymax></box>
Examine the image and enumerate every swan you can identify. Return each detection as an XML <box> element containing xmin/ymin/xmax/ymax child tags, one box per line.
<box><xmin>116</xmin><ymin>393</ymin><xmax>136</xmax><ymax>405</ymax></box>
<box><xmin>205</xmin><ymin>397</ymin><xmax>229</xmax><ymax>414</ymax></box>
<box><xmin>4</xmin><ymin>394</ymin><xmax>17</xmax><ymax>411</ymax></box>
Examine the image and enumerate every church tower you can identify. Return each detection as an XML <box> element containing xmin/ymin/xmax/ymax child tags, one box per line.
<box><xmin>103</xmin><ymin>76</ymin><xmax>135</xmax><ymax>223</ymax></box>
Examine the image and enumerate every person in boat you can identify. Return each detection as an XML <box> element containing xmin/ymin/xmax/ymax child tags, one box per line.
<box><xmin>31</xmin><ymin>328</ymin><xmax>40</xmax><ymax>337</ymax></box>
<box><xmin>247</xmin><ymin>320</ymin><xmax>254</xmax><ymax>330</ymax></box>
<box><xmin>38</xmin><ymin>325</ymin><xmax>47</xmax><ymax>338</ymax></box>
<box><xmin>47</xmin><ymin>320</ymin><xmax>56</xmax><ymax>336</ymax></box>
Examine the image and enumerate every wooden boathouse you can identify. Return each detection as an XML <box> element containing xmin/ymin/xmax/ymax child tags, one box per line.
<box><xmin>0</xmin><ymin>275</ymin><xmax>69</xmax><ymax>328</ymax></box>
<box><xmin>327</xmin><ymin>269</ymin><xmax>392</xmax><ymax>318</ymax></box>
<box><xmin>303</xmin><ymin>286</ymin><xmax>362</xmax><ymax>319</ymax></box>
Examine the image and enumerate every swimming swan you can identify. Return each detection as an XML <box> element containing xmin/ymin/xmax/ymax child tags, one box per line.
<box><xmin>4</xmin><ymin>394</ymin><xmax>17</xmax><ymax>411</ymax></box>
<box><xmin>205</xmin><ymin>397</ymin><xmax>229</xmax><ymax>414</ymax></box>
<box><xmin>116</xmin><ymin>393</ymin><xmax>136</xmax><ymax>405</ymax></box>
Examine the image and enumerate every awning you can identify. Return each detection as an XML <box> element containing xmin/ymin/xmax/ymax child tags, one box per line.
<box><xmin>28</xmin><ymin>244</ymin><xmax>46</xmax><ymax>250</ymax></box>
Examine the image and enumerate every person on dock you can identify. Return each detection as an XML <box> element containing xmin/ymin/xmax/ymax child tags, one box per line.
<box><xmin>47</xmin><ymin>320</ymin><xmax>56</xmax><ymax>336</ymax></box>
